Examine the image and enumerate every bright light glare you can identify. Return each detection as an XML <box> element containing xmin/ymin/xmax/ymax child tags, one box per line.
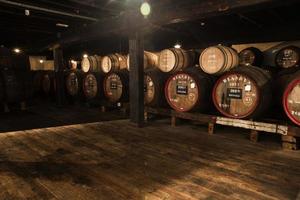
<box><xmin>140</xmin><ymin>2</ymin><xmax>151</xmax><ymax>16</ymax></box>
<box><xmin>83</xmin><ymin>54</ymin><xmax>88</xmax><ymax>58</ymax></box>
<box><xmin>39</xmin><ymin>60</ymin><xmax>44</xmax><ymax>63</ymax></box>
<box><xmin>174</xmin><ymin>44</ymin><xmax>181</xmax><ymax>49</ymax></box>
<box><xmin>13</xmin><ymin>48</ymin><xmax>21</xmax><ymax>53</ymax></box>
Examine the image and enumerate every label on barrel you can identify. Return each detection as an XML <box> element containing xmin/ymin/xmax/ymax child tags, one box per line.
<box><xmin>227</xmin><ymin>88</ymin><xmax>243</xmax><ymax>99</ymax></box>
<box><xmin>176</xmin><ymin>85</ymin><xmax>188</xmax><ymax>95</ymax></box>
<box><xmin>110</xmin><ymin>81</ymin><xmax>118</xmax><ymax>90</ymax></box>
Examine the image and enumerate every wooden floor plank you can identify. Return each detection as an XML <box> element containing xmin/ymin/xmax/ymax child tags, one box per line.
<box><xmin>0</xmin><ymin>120</ymin><xmax>298</xmax><ymax>200</ymax></box>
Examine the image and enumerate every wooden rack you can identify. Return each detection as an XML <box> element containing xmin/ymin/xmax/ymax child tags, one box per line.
<box><xmin>145</xmin><ymin>107</ymin><xmax>300</xmax><ymax>150</ymax></box>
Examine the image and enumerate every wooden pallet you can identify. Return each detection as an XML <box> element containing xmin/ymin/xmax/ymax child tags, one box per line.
<box><xmin>145</xmin><ymin>107</ymin><xmax>300</xmax><ymax>150</ymax></box>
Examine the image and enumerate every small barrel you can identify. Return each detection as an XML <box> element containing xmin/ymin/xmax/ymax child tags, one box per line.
<box><xmin>158</xmin><ymin>48</ymin><xmax>196</xmax><ymax>73</ymax></box>
<box><xmin>276</xmin><ymin>46</ymin><xmax>300</xmax><ymax>69</ymax></box>
<box><xmin>144</xmin><ymin>69</ymin><xmax>169</xmax><ymax>107</ymax></box>
<box><xmin>68</xmin><ymin>60</ymin><xmax>78</xmax><ymax>70</ymax></box>
<box><xmin>199</xmin><ymin>45</ymin><xmax>239</xmax><ymax>75</ymax></box>
<box><xmin>81</xmin><ymin>55</ymin><xmax>100</xmax><ymax>73</ymax></box>
<box><xmin>65</xmin><ymin>70</ymin><xmax>82</xmax><ymax>98</ymax></box>
<box><xmin>103</xmin><ymin>70</ymin><xmax>129</xmax><ymax>103</ymax></box>
<box><xmin>165</xmin><ymin>67</ymin><xmax>214</xmax><ymax>112</ymax></box>
<box><xmin>212</xmin><ymin>65</ymin><xmax>272</xmax><ymax>119</ymax></box>
<box><xmin>82</xmin><ymin>72</ymin><xmax>103</xmax><ymax>100</ymax></box>
<box><xmin>239</xmin><ymin>47</ymin><xmax>263</xmax><ymax>67</ymax></box>
<box><xmin>101</xmin><ymin>54</ymin><xmax>127</xmax><ymax>74</ymax></box>
<box><xmin>127</xmin><ymin>51</ymin><xmax>158</xmax><ymax>71</ymax></box>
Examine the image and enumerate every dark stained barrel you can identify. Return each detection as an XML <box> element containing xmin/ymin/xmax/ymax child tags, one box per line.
<box><xmin>276</xmin><ymin>46</ymin><xmax>300</xmax><ymax>69</ymax></box>
<box><xmin>0</xmin><ymin>47</ymin><xmax>12</xmax><ymax>68</ymax></box>
<box><xmin>65</xmin><ymin>70</ymin><xmax>83</xmax><ymax>99</ymax></box>
<box><xmin>82</xmin><ymin>72</ymin><xmax>103</xmax><ymax>101</ymax></box>
<box><xmin>212</xmin><ymin>65</ymin><xmax>272</xmax><ymax>119</ymax></box>
<box><xmin>0</xmin><ymin>72</ymin><xmax>5</xmax><ymax>102</ymax></box>
<box><xmin>165</xmin><ymin>67</ymin><xmax>214</xmax><ymax>112</ymax></box>
<box><xmin>32</xmin><ymin>71</ymin><xmax>55</xmax><ymax>97</ymax></box>
<box><xmin>103</xmin><ymin>70</ymin><xmax>129</xmax><ymax>103</ymax></box>
<box><xmin>158</xmin><ymin>48</ymin><xmax>196</xmax><ymax>73</ymax></box>
<box><xmin>239</xmin><ymin>47</ymin><xmax>263</xmax><ymax>67</ymax></box>
<box><xmin>101</xmin><ymin>54</ymin><xmax>127</xmax><ymax>74</ymax></box>
<box><xmin>1</xmin><ymin>67</ymin><xmax>23</xmax><ymax>103</ymax></box>
<box><xmin>41</xmin><ymin>71</ymin><xmax>55</xmax><ymax>96</ymax></box>
<box><xmin>200</xmin><ymin>45</ymin><xmax>239</xmax><ymax>75</ymax></box>
<box><xmin>144</xmin><ymin>69</ymin><xmax>169</xmax><ymax>107</ymax></box>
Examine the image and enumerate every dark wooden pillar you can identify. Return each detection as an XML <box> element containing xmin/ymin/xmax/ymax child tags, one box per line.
<box><xmin>53</xmin><ymin>47</ymin><xmax>65</xmax><ymax>106</ymax></box>
<box><xmin>129</xmin><ymin>31</ymin><xmax>144</xmax><ymax>126</ymax></box>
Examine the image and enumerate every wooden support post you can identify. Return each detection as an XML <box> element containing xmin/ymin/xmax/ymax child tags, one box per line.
<box><xmin>208</xmin><ymin>122</ymin><xmax>215</xmax><ymax>135</ymax></box>
<box><xmin>250</xmin><ymin>130</ymin><xmax>259</xmax><ymax>143</ymax></box>
<box><xmin>53</xmin><ymin>47</ymin><xmax>66</xmax><ymax>106</ymax></box>
<box><xmin>282</xmin><ymin>136</ymin><xmax>298</xmax><ymax>150</ymax></box>
<box><xmin>129</xmin><ymin>30</ymin><xmax>144</xmax><ymax>126</ymax></box>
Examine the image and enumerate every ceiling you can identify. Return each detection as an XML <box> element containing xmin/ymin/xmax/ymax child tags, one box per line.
<box><xmin>0</xmin><ymin>0</ymin><xmax>299</xmax><ymax>57</ymax></box>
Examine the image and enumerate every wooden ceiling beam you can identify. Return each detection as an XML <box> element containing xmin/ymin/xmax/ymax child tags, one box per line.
<box><xmin>41</xmin><ymin>0</ymin><xmax>297</xmax><ymax>50</ymax></box>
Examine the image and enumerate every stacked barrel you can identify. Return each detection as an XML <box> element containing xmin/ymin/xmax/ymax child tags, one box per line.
<box><xmin>0</xmin><ymin>47</ymin><xmax>33</xmax><ymax>107</ymax></box>
<box><xmin>145</xmin><ymin>44</ymin><xmax>300</xmax><ymax>127</ymax></box>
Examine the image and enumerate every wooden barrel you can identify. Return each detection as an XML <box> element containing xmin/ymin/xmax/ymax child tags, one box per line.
<box><xmin>144</xmin><ymin>69</ymin><xmax>169</xmax><ymax>107</ymax></box>
<box><xmin>158</xmin><ymin>48</ymin><xmax>196</xmax><ymax>73</ymax></box>
<box><xmin>101</xmin><ymin>54</ymin><xmax>127</xmax><ymax>74</ymax></box>
<box><xmin>165</xmin><ymin>67</ymin><xmax>214</xmax><ymax>112</ymax></box>
<box><xmin>0</xmin><ymin>47</ymin><xmax>12</xmax><ymax>68</ymax></box>
<box><xmin>212</xmin><ymin>65</ymin><xmax>272</xmax><ymax>119</ymax></box>
<box><xmin>276</xmin><ymin>46</ymin><xmax>300</xmax><ymax>69</ymax></box>
<box><xmin>274</xmin><ymin>69</ymin><xmax>300</xmax><ymax>126</ymax></box>
<box><xmin>81</xmin><ymin>55</ymin><xmax>100</xmax><ymax>73</ymax></box>
<box><xmin>41</xmin><ymin>71</ymin><xmax>55</xmax><ymax>96</ymax></box>
<box><xmin>0</xmin><ymin>72</ymin><xmax>5</xmax><ymax>102</ymax></box>
<box><xmin>32</xmin><ymin>71</ymin><xmax>56</xmax><ymax>97</ymax></box>
<box><xmin>199</xmin><ymin>45</ymin><xmax>239</xmax><ymax>75</ymax></box>
<box><xmin>82</xmin><ymin>72</ymin><xmax>103</xmax><ymax>100</ymax></box>
<box><xmin>127</xmin><ymin>51</ymin><xmax>158</xmax><ymax>71</ymax></box>
<box><xmin>239</xmin><ymin>47</ymin><xmax>263</xmax><ymax>67</ymax></box>
<box><xmin>103</xmin><ymin>70</ymin><xmax>129</xmax><ymax>103</ymax></box>
<box><xmin>1</xmin><ymin>67</ymin><xmax>22</xmax><ymax>103</ymax></box>
<box><xmin>68</xmin><ymin>60</ymin><xmax>78</xmax><ymax>70</ymax></box>
<box><xmin>65</xmin><ymin>70</ymin><xmax>82</xmax><ymax>98</ymax></box>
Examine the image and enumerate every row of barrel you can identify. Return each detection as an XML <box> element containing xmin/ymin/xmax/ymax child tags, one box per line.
<box><xmin>50</xmin><ymin>64</ymin><xmax>300</xmax><ymax>126</ymax></box>
<box><xmin>74</xmin><ymin>45</ymin><xmax>300</xmax><ymax>75</ymax></box>
<box><xmin>146</xmin><ymin>65</ymin><xmax>300</xmax><ymax>126</ymax></box>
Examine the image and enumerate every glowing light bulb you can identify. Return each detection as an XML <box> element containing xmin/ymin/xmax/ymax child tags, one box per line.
<box><xmin>140</xmin><ymin>2</ymin><xmax>151</xmax><ymax>17</ymax></box>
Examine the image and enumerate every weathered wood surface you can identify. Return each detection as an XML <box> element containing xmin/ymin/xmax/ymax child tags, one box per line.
<box><xmin>0</xmin><ymin>103</ymin><xmax>126</xmax><ymax>133</ymax></box>
<box><xmin>0</xmin><ymin>120</ymin><xmax>299</xmax><ymax>200</ymax></box>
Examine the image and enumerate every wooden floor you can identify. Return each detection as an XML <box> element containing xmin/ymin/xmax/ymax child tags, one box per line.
<box><xmin>0</xmin><ymin>120</ymin><xmax>299</xmax><ymax>200</ymax></box>
<box><xmin>0</xmin><ymin>102</ymin><xmax>126</xmax><ymax>132</ymax></box>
